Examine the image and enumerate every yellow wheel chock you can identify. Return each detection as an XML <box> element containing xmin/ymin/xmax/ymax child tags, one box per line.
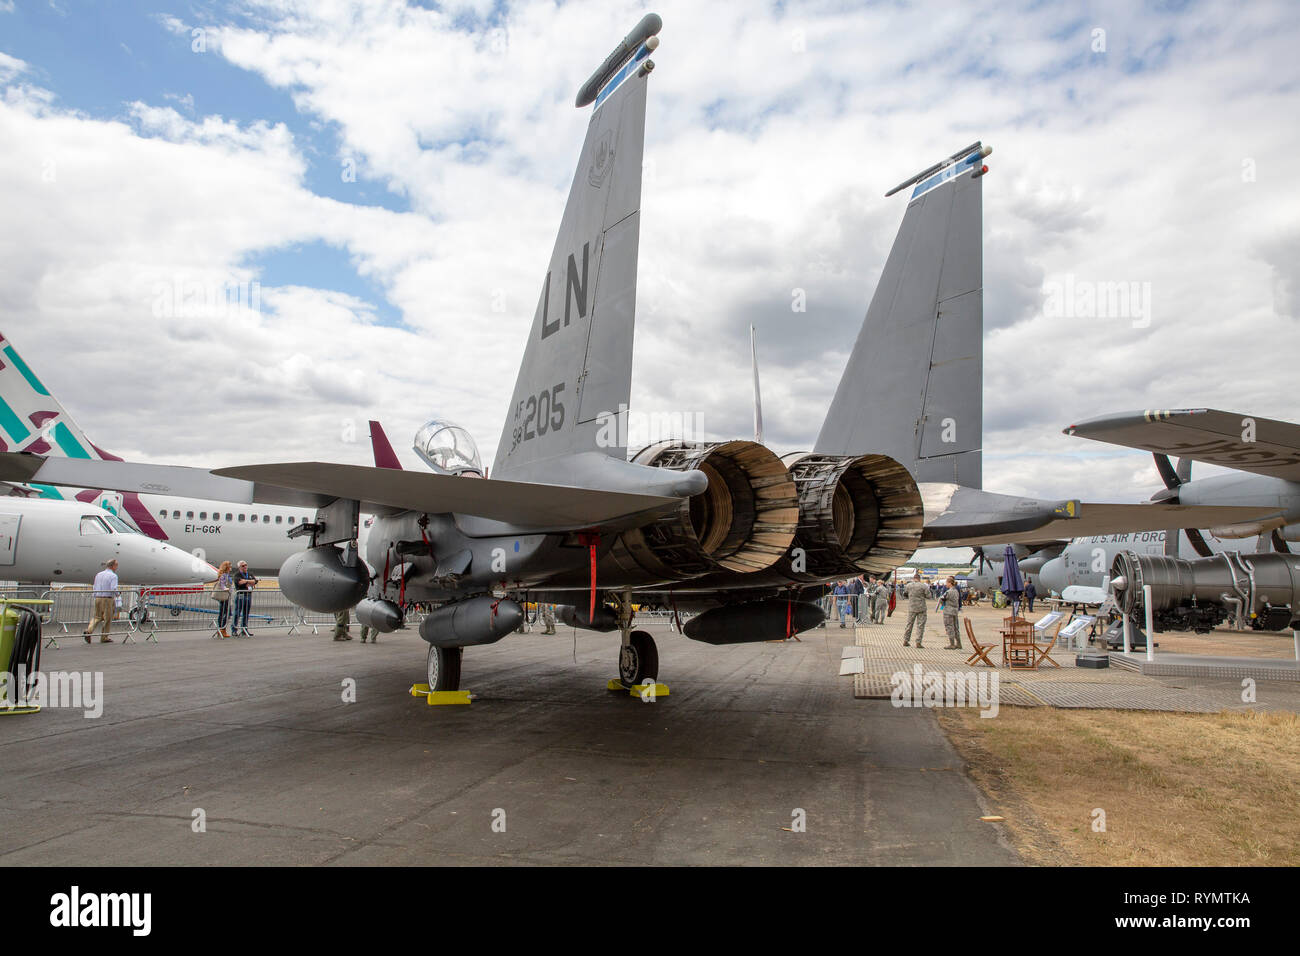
<box><xmin>605</xmin><ymin>678</ymin><xmax>670</xmax><ymax>699</ymax></box>
<box><xmin>408</xmin><ymin>683</ymin><xmax>472</xmax><ymax>706</ymax></box>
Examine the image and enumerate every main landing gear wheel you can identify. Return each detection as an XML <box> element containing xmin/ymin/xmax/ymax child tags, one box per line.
<box><xmin>618</xmin><ymin>630</ymin><xmax>658</xmax><ymax>688</ymax></box>
<box><xmin>426</xmin><ymin>645</ymin><xmax>463</xmax><ymax>692</ymax></box>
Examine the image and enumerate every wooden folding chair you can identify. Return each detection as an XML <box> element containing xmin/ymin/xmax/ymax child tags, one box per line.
<box><xmin>963</xmin><ymin>618</ymin><xmax>996</xmax><ymax>667</ymax></box>
<box><xmin>1001</xmin><ymin>618</ymin><xmax>1035</xmax><ymax>668</ymax></box>
<box><xmin>1025</xmin><ymin>611</ymin><xmax>1065</xmax><ymax>668</ymax></box>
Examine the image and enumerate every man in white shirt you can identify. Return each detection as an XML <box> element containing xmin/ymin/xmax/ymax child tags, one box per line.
<box><xmin>84</xmin><ymin>559</ymin><xmax>120</xmax><ymax>644</ymax></box>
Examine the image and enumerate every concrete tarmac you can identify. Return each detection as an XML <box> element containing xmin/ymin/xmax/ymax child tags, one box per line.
<box><xmin>0</xmin><ymin>621</ymin><xmax>1018</xmax><ymax>866</ymax></box>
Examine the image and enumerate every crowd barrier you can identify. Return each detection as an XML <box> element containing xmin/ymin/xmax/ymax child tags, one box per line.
<box><xmin>23</xmin><ymin>585</ymin><xmax>344</xmax><ymax>644</ymax></box>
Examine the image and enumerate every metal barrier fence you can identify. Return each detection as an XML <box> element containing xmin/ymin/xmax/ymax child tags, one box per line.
<box><xmin>28</xmin><ymin>585</ymin><xmax>343</xmax><ymax>645</ymax></box>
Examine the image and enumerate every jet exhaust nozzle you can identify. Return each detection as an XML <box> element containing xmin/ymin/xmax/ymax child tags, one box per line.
<box><xmin>419</xmin><ymin>596</ymin><xmax>524</xmax><ymax>648</ymax></box>
<box><xmin>682</xmin><ymin>599</ymin><xmax>825</xmax><ymax>644</ymax></box>
<box><xmin>355</xmin><ymin>597</ymin><xmax>404</xmax><ymax>633</ymax></box>
<box><xmin>775</xmin><ymin>452</ymin><xmax>924</xmax><ymax>580</ymax></box>
<box><xmin>614</xmin><ymin>439</ymin><xmax>799</xmax><ymax>580</ymax></box>
<box><xmin>279</xmin><ymin>545</ymin><xmax>369</xmax><ymax>614</ymax></box>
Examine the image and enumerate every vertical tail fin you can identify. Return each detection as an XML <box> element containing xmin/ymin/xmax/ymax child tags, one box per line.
<box><xmin>369</xmin><ymin>420</ymin><xmax>402</xmax><ymax>470</ymax></box>
<box><xmin>815</xmin><ymin>144</ymin><xmax>988</xmax><ymax>489</ymax></box>
<box><xmin>491</xmin><ymin>17</ymin><xmax>660</xmax><ymax>480</ymax></box>
<box><xmin>0</xmin><ymin>331</ymin><xmax>114</xmax><ymax>465</ymax></box>
<box><xmin>0</xmin><ymin>331</ymin><xmax>170</xmax><ymax>537</ymax></box>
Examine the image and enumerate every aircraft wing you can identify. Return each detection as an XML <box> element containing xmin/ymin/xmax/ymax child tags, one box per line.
<box><xmin>0</xmin><ymin>452</ymin><xmax>286</xmax><ymax>504</ymax></box>
<box><xmin>213</xmin><ymin>461</ymin><xmax>684</xmax><ymax>531</ymax></box>
<box><xmin>1065</xmin><ymin>409</ymin><xmax>1300</xmax><ymax>481</ymax></box>
<box><xmin>0</xmin><ymin>452</ymin><xmax>685</xmax><ymax>532</ymax></box>
<box><xmin>920</xmin><ymin>484</ymin><xmax>1279</xmax><ymax>547</ymax></box>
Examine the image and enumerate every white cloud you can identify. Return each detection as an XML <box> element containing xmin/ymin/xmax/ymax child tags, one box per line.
<box><xmin>2</xmin><ymin>0</ymin><xmax>1299</xmax><ymax>513</ymax></box>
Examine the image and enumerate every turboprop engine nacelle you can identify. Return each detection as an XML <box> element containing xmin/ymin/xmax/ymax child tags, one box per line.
<box><xmin>682</xmin><ymin>599</ymin><xmax>826</xmax><ymax>644</ymax></box>
<box><xmin>355</xmin><ymin>598</ymin><xmax>404</xmax><ymax>633</ymax></box>
<box><xmin>1110</xmin><ymin>550</ymin><xmax>1300</xmax><ymax>632</ymax></box>
<box><xmin>279</xmin><ymin>545</ymin><xmax>369</xmax><ymax>614</ymax></box>
<box><xmin>419</xmin><ymin>596</ymin><xmax>523</xmax><ymax>648</ymax></box>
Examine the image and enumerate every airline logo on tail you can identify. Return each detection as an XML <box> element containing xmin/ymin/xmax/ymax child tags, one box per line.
<box><xmin>0</xmin><ymin>332</ymin><xmax>167</xmax><ymax>538</ymax></box>
<box><xmin>0</xmin><ymin>333</ymin><xmax>105</xmax><ymax>463</ymax></box>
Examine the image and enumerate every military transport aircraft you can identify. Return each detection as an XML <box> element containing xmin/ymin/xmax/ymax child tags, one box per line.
<box><xmin>1065</xmin><ymin>408</ymin><xmax>1300</xmax><ymax>555</ymax></box>
<box><xmin>0</xmin><ymin>15</ymin><xmax>1273</xmax><ymax>694</ymax></box>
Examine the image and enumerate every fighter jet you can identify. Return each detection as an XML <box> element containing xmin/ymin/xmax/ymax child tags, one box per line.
<box><xmin>0</xmin><ymin>16</ymin><xmax>1273</xmax><ymax>694</ymax></box>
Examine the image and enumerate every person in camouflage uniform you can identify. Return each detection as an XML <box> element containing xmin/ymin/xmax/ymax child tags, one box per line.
<box><xmin>901</xmin><ymin>571</ymin><xmax>931</xmax><ymax>648</ymax></box>
<box><xmin>541</xmin><ymin>602</ymin><xmax>556</xmax><ymax>634</ymax></box>
<box><xmin>939</xmin><ymin>575</ymin><xmax>963</xmax><ymax>649</ymax></box>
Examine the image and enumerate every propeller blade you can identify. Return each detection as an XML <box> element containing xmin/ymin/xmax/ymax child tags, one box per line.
<box><xmin>1153</xmin><ymin>452</ymin><xmax>1182</xmax><ymax>490</ymax></box>
<box><xmin>1175</xmin><ymin>456</ymin><xmax>1193</xmax><ymax>484</ymax></box>
<box><xmin>1272</xmin><ymin>529</ymin><xmax>1293</xmax><ymax>554</ymax></box>
<box><xmin>1185</xmin><ymin>527</ymin><xmax>1214</xmax><ymax>558</ymax></box>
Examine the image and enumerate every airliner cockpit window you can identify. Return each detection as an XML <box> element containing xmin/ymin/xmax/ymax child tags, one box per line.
<box><xmin>413</xmin><ymin>419</ymin><xmax>484</xmax><ymax>476</ymax></box>
<box><xmin>79</xmin><ymin>516</ymin><xmax>110</xmax><ymax>535</ymax></box>
<box><xmin>103</xmin><ymin>515</ymin><xmax>136</xmax><ymax>534</ymax></box>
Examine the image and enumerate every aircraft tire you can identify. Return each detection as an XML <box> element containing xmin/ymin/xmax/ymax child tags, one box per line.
<box><xmin>618</xmin><ymin>630</ymin><xmax>658</xmax><ymax>688</ymax></box>
<box><xmin>426</xmin><ymin>645</ymin><xmax>463</xmax><ymax>692</ymax></box>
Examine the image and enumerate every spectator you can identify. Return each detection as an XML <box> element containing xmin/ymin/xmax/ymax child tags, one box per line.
<box><xmin>213</xmin><ymin>560</ymin><xmax>233</xmax><ymax>639</ymax></box>
<box><xmin>1025</xmin><ymin>575</ymin><xmax>1037</xmax><ymax>613</ymax></box>
<box><xmin>833</xmin><ymin>580</ymin><xmax>852</xmax><ymax>628</ymax></box>
<box><xmin>233</xmin><ymin>560</ymin><xmax>259</xmax><ymax>637</ymax></box>
<box><xmin>83</xmin><ymin>559</ymin><xmax>120</xmax><ymax>644</ymax></box>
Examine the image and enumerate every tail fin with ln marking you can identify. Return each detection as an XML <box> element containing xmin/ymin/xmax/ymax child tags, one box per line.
<box><xmin>492</xmin><ymin>15</ymin><xmax>661</xmax><ymax>482</ymax></box>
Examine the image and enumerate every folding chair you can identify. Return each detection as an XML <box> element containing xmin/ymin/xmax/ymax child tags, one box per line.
<box><xmin>1024</xmin><ymin>611</ymin><xmax>1064</xmax><ymax>668</ymax></box>
<box><xmin>1001</xmin><ymin>617</ymin><xmax>1035</xmax><ymax>668</ymax></box>
<box><xmin>963</xmin><ymin>618</ymin><xmax>996</xmax><ymax>668</ymax></box>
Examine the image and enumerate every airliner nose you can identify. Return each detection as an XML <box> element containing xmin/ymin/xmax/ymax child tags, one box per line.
<box><xmin>1039</xmin><ymin>557</ymin><xmax>1067</xmax><ymax>596</ymax></box>
<box><xmin>120</xmin><ymin>537</ymin><xmax>218</xmax><ymax>584</ymax></box>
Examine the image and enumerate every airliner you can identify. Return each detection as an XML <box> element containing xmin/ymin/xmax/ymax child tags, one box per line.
<box><xmin>0</xmin><ymin>331</ymin><xmax>308</xmax><ymax>575</ymax></box>
<box><xmin>0</xmin><ymin>496</ymin><xmax>215</xmax><ymax>585</ymax></box>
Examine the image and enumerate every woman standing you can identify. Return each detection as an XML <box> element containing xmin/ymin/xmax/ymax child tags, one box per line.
<box><xmin>213</xmin><ymin>560</ymin><xmax>233</xmax><ymax>639</ymax></box>
<box><xmin>940</xmin><ymin>575</ymin><xmax>963</xmax><ymax>649</ymax></box>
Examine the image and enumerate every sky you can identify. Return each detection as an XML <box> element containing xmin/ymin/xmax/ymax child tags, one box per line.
<box><xmin>2</xmin><ymin>0</ymin><xmax>1298</xmax><ymax>519</ymax></box>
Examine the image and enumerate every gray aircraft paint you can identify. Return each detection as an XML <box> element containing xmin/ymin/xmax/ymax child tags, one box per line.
<box><xmin>816</xmin><ymin>145</ymin><xmax>984</xmax><ymax>488</ymax></box>
<box><xmin>1066</xmin><ymin>408</ymin><xmax>1300</xmax><ymax>539</ymax></box>
<box><xmin>492</xmin><ymin>56</ymin><xmax>648</xmax><ymax>479</ymax></box>
<box><xmin>1066</xmin><ymin>408</ymin><xmax>1300</xmax><ymax>482</ymax></box>
<box><xmin>807</xmin><ymin>149</ymin><xmax>1273</xmax><ymax>549</ymax></box>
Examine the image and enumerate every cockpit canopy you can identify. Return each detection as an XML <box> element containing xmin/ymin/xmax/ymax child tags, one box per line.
<box><xmin>413</xmin><ymin>419</ymin><xmax>484</xmax><ymax>476</ymax></box>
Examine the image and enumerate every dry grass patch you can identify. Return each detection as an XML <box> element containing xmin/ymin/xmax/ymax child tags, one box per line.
<box><xmin>937</xmin><ymin>707</ymin><xmax>1300</xmax><ymax>866</ymax></box>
